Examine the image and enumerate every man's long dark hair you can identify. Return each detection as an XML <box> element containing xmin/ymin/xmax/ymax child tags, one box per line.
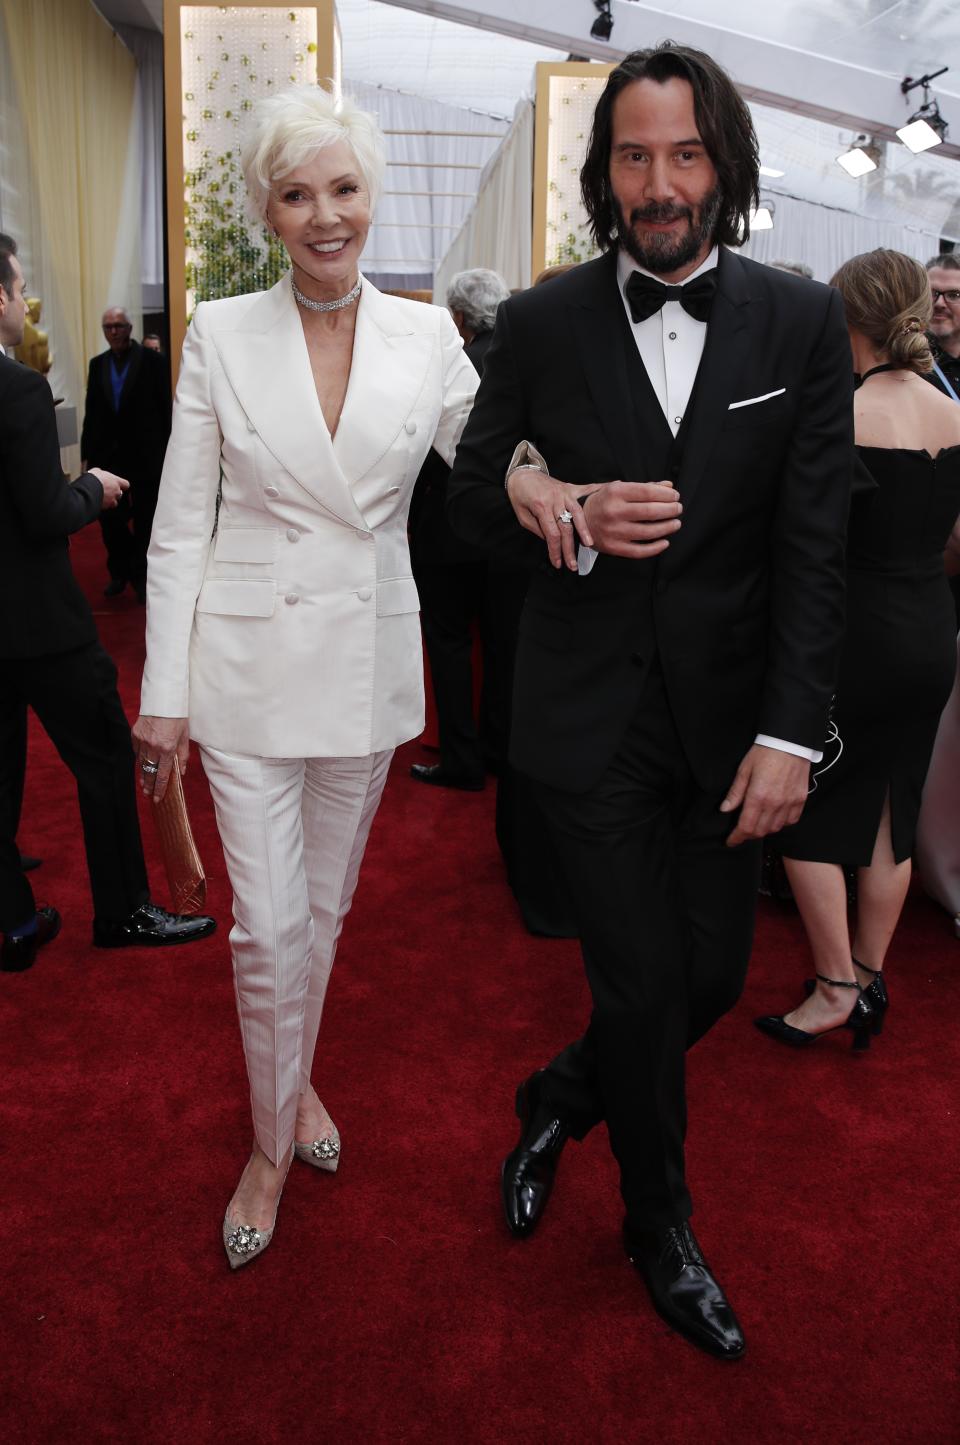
<box><xmin>581</xmin><ymin>43</ymin><xmax>760</xmax><ymax>252</ymax></box>
<box><xmin>0</xmin><ymin>233</ymin><xmax>17</xmax><ymax>298</ymax></box>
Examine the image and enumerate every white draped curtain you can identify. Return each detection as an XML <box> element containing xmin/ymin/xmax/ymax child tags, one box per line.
<box><xmin>434</xmin><ymin>100</ymin><xmax>534</xmax><ymax>301</ymax></box>
<box><xmin>742</xmin><ymin>192</ymin><xmax>941</xmax><ymax>280</ymax></box>
<box><xmin>117</xmin><ymin>23</ymin><xmax>165</xmax><ymax>311</ymax></box>
<box><xmin>348</xmin><ymin>81</ymin><xmax>508</xmax><ymax>291</ymax></box>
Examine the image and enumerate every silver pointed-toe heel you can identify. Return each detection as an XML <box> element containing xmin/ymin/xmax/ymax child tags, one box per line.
<box><xmin>222</xmin><ymin>1146</ymin><xmax>294</xmax><ymax>1270</ymax></box>
<box><xmin>294</xmin><ymin>1121</ymin><xmax>341</xmax><ymax>1173</ymax></box>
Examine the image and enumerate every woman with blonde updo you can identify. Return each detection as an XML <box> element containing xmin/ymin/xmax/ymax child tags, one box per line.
<box><xmin>756</xmin><ymin>249</ymin><xmax>960</xmax><ymax>1050</ymax></box>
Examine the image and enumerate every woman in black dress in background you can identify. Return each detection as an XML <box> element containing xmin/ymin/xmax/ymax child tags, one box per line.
<box><xmin>756</xmin><ymin>249</ymin><xmax>960</xmax><ymax>1049</ymax></box>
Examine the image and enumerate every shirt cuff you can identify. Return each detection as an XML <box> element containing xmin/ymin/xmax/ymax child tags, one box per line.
<box><xmin>755</xmin><ymin>734</ymin><xmax>823</xmax><ymax>764</ymax></box>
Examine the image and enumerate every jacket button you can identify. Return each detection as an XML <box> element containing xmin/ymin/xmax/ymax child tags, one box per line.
<box><xmin>405</xmin><ymin>420</ymin><xmax>417</xmax><ymax>435</ymax></box>
<box><xmin>386</xmin><ymin>485</ymin><xmax>401</xmax><ymax>496</ymax></box>
<box><xmin>246</xmin><ymin>419</ymin><xmax>256</xmax><ymax>433</ymax></box>
<box><xmin>264</xmin><ymin>486</ymin><xmax>280</xmax><ymax>498</ymax></box>
<box><xmin>286</xmin><ymin>527</ymin><xmax>300</xmax><ymax>542</ymax></box>
<box><xmin>284</xmin><ymin>593</ymin><xmax>300</xmax><ymax>606</ymax></box>
<box><xmin>356</xmin><ymin>528</ymin><xmax>373</xmax><ymax>540</ymax></box>
<box><xmin>357</xmin><ymin>587</ymin><xmax>372</xmax><ymax>602</ymax></box>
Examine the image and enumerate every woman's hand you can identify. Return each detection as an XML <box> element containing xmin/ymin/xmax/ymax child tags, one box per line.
<box><xmin>505</xmin><ymin>469</ymin><xmax>603</xmax><ymax>571</ymax></box>
<box><xmin>132</xmin><ymin>715</ymin><xmax>190</xmax><ymax>802</ymax></box>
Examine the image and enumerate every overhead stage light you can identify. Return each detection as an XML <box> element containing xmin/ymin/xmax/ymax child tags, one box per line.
<box><xmin>836</xmin><ymin>136</ymin><xmax>881</xmax><ymax>177</ymax></box>
<box><xmin>590</xmin><ymin>1</ymin><xmax>613</xmax><ymax>42</ymax></box>
<box><xmin>898</xmin><ymin>68</ymin><xmax>949</xmax><ymax>153</ymax></box>
<box><xmin>750</xmin><ymin>199</ymin><xmax>775</xmax><ymax>231</ymax></box>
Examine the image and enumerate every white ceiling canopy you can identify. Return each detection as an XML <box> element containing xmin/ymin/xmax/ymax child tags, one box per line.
<box><xmin>380</xmin><ymin>0</ymin><xmax>960</xmax><ymax>160</ymax></box>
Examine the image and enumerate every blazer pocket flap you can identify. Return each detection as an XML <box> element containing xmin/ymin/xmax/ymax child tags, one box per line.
<box><xmin>376</xmin><ymin>577</ymin><xmax>420</xmax><ymax>616</ymax></box>
<box><xmin>214</xmin><ymin>527</ymin><xmax>279</xmax><ymax>563</ymax></box>
<box><xmin>196</xmin><ymin>579</ymin><xmax>277</xmax><ymax>617</ymax></box>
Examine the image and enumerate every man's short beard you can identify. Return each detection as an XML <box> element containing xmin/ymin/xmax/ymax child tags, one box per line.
<box><xmin>615</xmin><ymin>185</ymin><xmax>723</xmax><ymax>274</ymax></box>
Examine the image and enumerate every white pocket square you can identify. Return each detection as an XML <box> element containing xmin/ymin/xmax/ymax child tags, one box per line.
<box><xmin>728</xmin><ymin>388</ymin><xmax>786</xmax><ymax>410</ymax></box>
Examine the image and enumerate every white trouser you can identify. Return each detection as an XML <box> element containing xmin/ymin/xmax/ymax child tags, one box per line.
<box><xmin>200</xmin><ymin>745</ymin><xmax>394</xmax><ymax>1165</ymax></box>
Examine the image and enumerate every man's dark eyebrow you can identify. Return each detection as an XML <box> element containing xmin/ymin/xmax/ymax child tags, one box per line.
<box><xmin>614</xmin><ymin>138</ymin><xmax>704</xmax><ymax>151</ymax></box>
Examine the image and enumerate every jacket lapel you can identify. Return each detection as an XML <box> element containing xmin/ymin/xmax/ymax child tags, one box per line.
<box><xmin>210</xmin><ymin>275</ymin><xmax>366</xmax><ymax>528</ymax></box>
<box><xmin>568</xmin><ymin>252</ymin><xmax>655</xmax><ymax>480</ymax></box>
<box><xmin>677</xmin><ymin>248</ymin><xmax>753</xmax><ymax>509</ymax></box>
<box><xmin>332</xmin><ymin>280</ymin><xmax>434</xmax><ymax>488</ymax></box>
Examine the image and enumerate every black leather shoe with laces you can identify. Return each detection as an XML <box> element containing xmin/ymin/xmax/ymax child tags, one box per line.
<box><xmin>409</xmin><ymin>763</ymin><xmax>484</xmax><ymax>792</ymax></box>
<box><xmin>501</xmin><ymin>1070</ymin><xmax>569</xmax><ymax>1238</ymax></box>
<box><xmin>624</xmin><ymin>1220</ymin><xmax>746</xmax><ymax>1360</ymax></box>
<box><xmin>92</xmin><ymin>901</ymin><xmax>216</xmax><ymax>949</ymax></box>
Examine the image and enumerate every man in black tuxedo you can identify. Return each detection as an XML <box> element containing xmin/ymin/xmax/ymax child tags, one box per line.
<box><xmin>0</xmin><ymin>233</ymin><xmax>215</xmax><ymax>971</ymax></box>
<box><xmin>81</xmin><ymin>305</ymin><xmax>171</xmax><ymax>602</ymax></box>
<box><xmin>409</xmin><ymin>268</ymin><xmax>512</xmax><ymax>790</ymax></box>
<box><xmin>448</xmin><ymin>46</ymin><xmax>853</xmax><ymax>1359</ymax></box>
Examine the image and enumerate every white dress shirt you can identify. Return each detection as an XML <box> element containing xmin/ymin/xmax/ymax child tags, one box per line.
<box><xmin>578</xmin><ymin>247</ymin><xmax>820</xmax><ymax>764</ymax></box>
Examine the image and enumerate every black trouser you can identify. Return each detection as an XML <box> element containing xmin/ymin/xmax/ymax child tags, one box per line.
<box><xmin>416</xmin><ymin>559</ymin><xmax>502</xmax><ymax>779</ymax></box>
<box><xmin>530</xmin><ymin>666</ymin><xmax>761</xmax><ymax>1231</ymax></box>
<box><xmin>98</xmin><ymin>479</ymin><xmax>159</xmax><ymax>587</ymax></box>
<box><xmin>0</xmin><ymin>642</ymin><xmax>150</xmax><ymax>931</ymax></box>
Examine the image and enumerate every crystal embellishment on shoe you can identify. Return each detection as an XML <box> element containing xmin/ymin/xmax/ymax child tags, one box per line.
<box><xmin>311</xmin><ymin>1138</ymin><xmax>339</xmax><ymax>1162</ymax></box>
<box><xmin>226</xmin><ymin>1223</ymin><xmax>262</xmax><ymax>1257</ymax></box>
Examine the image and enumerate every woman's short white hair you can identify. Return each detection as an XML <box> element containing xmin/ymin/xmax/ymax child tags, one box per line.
<box><xmin>240</xmin><ymin>85</ymin><xmax>386</xmax><ymax>225</ymax></box>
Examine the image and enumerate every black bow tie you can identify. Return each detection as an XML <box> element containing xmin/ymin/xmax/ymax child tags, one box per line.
<box><xmin>624</xmin><ymin>270</ymin><xmax>717</xmax><ymax>325</ymax></box>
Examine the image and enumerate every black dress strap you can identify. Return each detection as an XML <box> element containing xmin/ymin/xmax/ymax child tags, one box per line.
<box><xmin>856</xmin><ymin>362</ymin><xmax>900</xmax><ymax>388</ymax></box>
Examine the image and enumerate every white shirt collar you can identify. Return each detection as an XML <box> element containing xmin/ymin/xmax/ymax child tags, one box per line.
<box><xmin>0</xmin><ymin>343</ymin><xmax>5</xmax><ymax>356</ymax></box>
<box><xmin>617</xmin><ymin>244</ymin><xmax>719</xmax><ymax>295</ymax></box>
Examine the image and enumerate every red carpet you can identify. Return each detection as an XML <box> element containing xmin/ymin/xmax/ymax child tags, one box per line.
<box><xmin>2</xmin><ymin>525</ymin><xmax>958</xmax><ymax>1444</ymax></box>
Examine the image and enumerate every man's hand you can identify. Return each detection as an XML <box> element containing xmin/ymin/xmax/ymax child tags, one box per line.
<box><xmin>579</xmin><ymin>480</ymin><xmax>682</xmax><ymax>559</ymax></box>
<box><xmin>132</xmin><ymin>715</ymin><xmax>190</xmax><ymax>803</ymax></box>
<box><xmin>505</xmin><ymin>468</ymin><xmax>603</xmax><ymax>570</ymax></box>
<box><xmin>89</xmin><ymin>467</ymin><xmax>130</xmax><ymax>510</ymax></box>
<box><xmin>720</xmin><ymin>744</ymin><xmax>810</xmax><ymax>847</ymax></box>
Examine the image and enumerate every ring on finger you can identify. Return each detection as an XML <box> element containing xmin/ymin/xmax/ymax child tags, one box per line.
<box><xmin>140</xmin><ymin>760</ymin><xmax>160</xmax><ymax>774</ymax></box>
<box><xmin>556</xmin><ymin>509</ymin><xmax>573</xmax><ymax>525</ymax></box>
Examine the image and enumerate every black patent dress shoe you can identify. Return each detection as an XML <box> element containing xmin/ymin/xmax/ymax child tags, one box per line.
<box><xmin>625</xmin><ymin>1221</ymin><xmax>746</xmax><ymax>1360</ymax></box>
<box><xmin>103</xmin><ymin>578</ymin><xmax>127</xmax><ymax>597</ymax></box>
<box><xmin>18</xmin><ymin>852</ymin><xmax>42</xmax><ymax>872</ymax></box>
<box><xmin>409</xmin><ymin>763</ymin><xmax>484</xmax><ymax>792</ymax></box>
<box><xmin>2</xmin><ymin>905</ymin><xmax>61</xmax><ymax>973</ymax></box>
<box><xmin>92</xmin><ymin>901</ymin><xmax>216</xmax><ymax>949</ymax></box>
<box><xmin>501</xmin><ymin>1070</ymin><xmax>568</xmax><ymax>1238</ymax></box>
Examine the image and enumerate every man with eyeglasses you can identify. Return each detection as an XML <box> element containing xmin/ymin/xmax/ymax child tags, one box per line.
<box><xmin>926</xmin><ymin>254</ymin><xmax>960</xmax><ymax>402</ymax></box>
<box><xmin>81</xmin><ymin>305</ymin><xmax>171</xmax><ymax>602</ymax></box>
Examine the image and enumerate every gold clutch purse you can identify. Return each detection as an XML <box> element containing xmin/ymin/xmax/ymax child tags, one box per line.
<box><xmin>149</xmin><ymin>759</ymin><xmax>207</xmax><ymax>914</ymax></box>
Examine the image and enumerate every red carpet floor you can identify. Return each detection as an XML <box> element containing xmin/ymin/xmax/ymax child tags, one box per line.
<box><xmin>2</xmin><ymin>525</ymin><xmax>959</xmax><ymax>1444</ymax></box>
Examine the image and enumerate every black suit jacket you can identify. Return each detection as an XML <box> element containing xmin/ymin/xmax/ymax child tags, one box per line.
<box><xmin>447</xmin><ymin>248</ymin><xmax>854</xmax><ymax>794</ymax></box>
<box><xmin>0</xmin><ymin>353</ymin><xmax>103</xmax><ymax>658</ymax></box>
<box><xmin>80</xmin><ymin>340</ymin><xmax>171</xmax><ymax>484</ymax></box>
<box><xmin>409</xmin><ymin>330</ymin><xmax>493</xmax><ymax>565</ymax></box>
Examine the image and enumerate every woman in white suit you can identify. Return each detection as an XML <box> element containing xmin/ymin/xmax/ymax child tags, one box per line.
<box><xmin>132</xmin><ymin>87</ymin><xmax>478</xmax><ymax>1266</ymax></box>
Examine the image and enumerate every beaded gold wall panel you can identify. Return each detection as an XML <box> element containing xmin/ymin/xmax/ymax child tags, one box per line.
<box><xmin>532</xmin><ymin>63</ymin><xmax>612</xmax><ymax>280</ymax></box>
<box><xmin>163</xmin><ymin>1</ymin><xmax>340</xmax><ymax>378</ymax></box>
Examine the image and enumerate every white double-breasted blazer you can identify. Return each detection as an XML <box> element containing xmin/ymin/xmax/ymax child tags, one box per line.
<box><xmin>140</xmin><ymin>274</ymin><xmax>479</xmax><ymax>757</ymax></box>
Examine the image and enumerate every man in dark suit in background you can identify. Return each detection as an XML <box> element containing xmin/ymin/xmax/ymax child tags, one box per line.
<box><xmin>81</xmin><ymin>304</ymin><xmax>171</xmax><ymax>602</ymax></box>
<box><xmin>409</xmin><ymin>268</ymin><xmax>512</xmax><ymax>790</ymax></box>
<box><xmin>0</xmin><ymin>233</ymin><xmax>215</xmax><ymax>971</ymax></box>
<box><xmin>448</xmin><ymin>46</ymin><xmax>853</xmax><ymax>1359</ymax></box>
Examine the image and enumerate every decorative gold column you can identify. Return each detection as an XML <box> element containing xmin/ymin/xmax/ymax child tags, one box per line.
<box><xmin>532</xmin><ymin>62</ymin><xmax>612</xmax><ymax>282</ymax></box>
<box><xmin>163</xmin><ymin>1</ymin><xmax>341</xmax><ymax>380</ymax></box>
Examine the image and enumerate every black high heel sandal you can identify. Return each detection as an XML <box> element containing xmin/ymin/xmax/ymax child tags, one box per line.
<box><xmin>802</xmin><ymin>958</ymin><xmax>888</xmax><ymax>1037</ymax></box>
<box><xmin>754</xmin><ymin>973</ymin><xmax>873</xmax><ymax>1051</ymax></box>
<box><xmin>853</xmin><ymin>959</ymin><xmax>888</xmax><ymax>1035</ymax></box>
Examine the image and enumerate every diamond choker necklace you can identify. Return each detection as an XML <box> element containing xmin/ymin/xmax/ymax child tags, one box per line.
<box><xmin>292</xmin><ymin>275</ymin><xmax>362</xmax><ymax>313</ymax></box>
